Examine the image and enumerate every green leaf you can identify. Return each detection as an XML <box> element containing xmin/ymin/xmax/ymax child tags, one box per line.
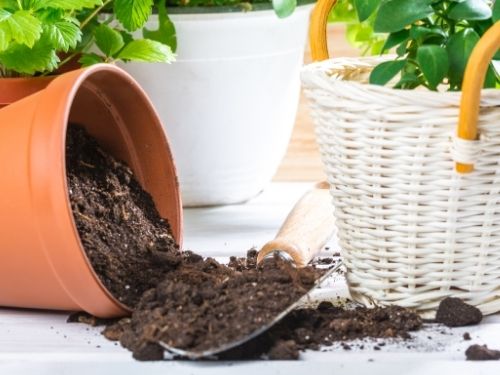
<box><xmin>78</xmin><ymin>52</ymin><xmax>104</xmax><ymax>67</ymax></box>
<box><xmin>4</xmin><ymin>10</ymin><xmax>42</xmax><ymax>47</ymax></box>
<box><xmin>117</xmin><ymin>39</ymin><xmax>174</xmax><ymax>62</ymax></box>
<box><xmin>410</xmin><ymin>25</ymin><xmax>447</xmax><ymax>43</ymax></box>
<box><xmin>494</xmin><ymin>0</ymin><xmax>500</xmax><ymax>22</ymax></box>
<box><xmin>0</xmin><ymin>8</ymin><xmax>11</xmax><ymax>22</ymax></box>
<box><xmin>354</xmin><ymin>0</ymin><xmax>380</xmax><ymax>22</ymax></box>
<box><xmin>328</xmin><ymin>0</ymin><xmax>358</xmax><ymax>23</ymax></box>
<box><xmin>0</xmin><ymin>36</ymin><xmax>58</xmax><ymax>74</ymax></box>
<box><xmin>0</xmin><ymin>0</ymin><xmax>17</xmax><ymax>9</ymax></box>
<box><xmin>142</xmin><ymin>0</ymin><xmax>176</xmax><ymax>52</ymax></box>
<box><xmin>382</xmin><ymin>29</ymin><xmax>409</xmax><ymax>51</ymax></box>
<box><xmin>94</xmin><ymin>24</ymin><xmax>124</xmax><ymax>57</ymax></box>
<box><xmin>447</xmin><ymin>28</ymin><xmax>481</xmax><ymax>89</ymax></box>
<box><xmin>369</xmin><ymin>59</ymin><xmax>406</xmax><ymax>85</ymax></box>
<box><xmin>374</xmin><ymin>0</ymin><xmax>434</xmax><ymax>33</ymax></box>
<box><xmin>272</xmin><ymin>0</ymin><xmax>297</xmax><ymax>18</ymax></box>
<box><xmin>396</xmin><ymin>40</ymin><xmax>407</xmax><ymax>56</ymax></box>
<box><xmin>0</xmin><ymin>28</ymin><xmax>8</xmax><ymax>51</ymax></box>
<box><xmin>416</xmin><ymin>45</ymin><xmax>449</xmax><ymax>89</ymax></box>
<box><xmin>448</xmin><ymin>0</ymin><xmax>492</xmax><ymax>21</ymax></box>
<box><xmin>114</xmin><ymin>0</ymin><xmax>153</xmax><ymax>31</ymax></box>
<box><xmin>484</xmin><ymin>63</ymin><xmax>497</xmax><ymax>88</ymax></box>
<box><xmin>44</xmin><ymin>20</ymin><xmax>81</xmax><ymax>52</ymax></box>
<box><xmin>395</xmin><ymin>72</ymin><xmax>421</xmax><ymax>89</ymax></box>
<box><xmin>34</xmin><ymin>0</ymin><xmax>103</xmax><ymax>10</ymax></box>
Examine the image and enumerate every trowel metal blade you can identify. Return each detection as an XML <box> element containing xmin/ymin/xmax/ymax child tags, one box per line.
<box><xmin>159</xmin><ymin>261</ymin><xmax>342</xmax><ymax>360</ymax></box>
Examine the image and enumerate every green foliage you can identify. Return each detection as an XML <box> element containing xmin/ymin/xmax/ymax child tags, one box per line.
<box><xmin>369</xmin><ymin>59</ymin><xmax>405</xmax><ymax>84</ymax></box>
<box><xmin>114</xmin><ymin>0</ymin><xmax>153</xmax><ymax>31</ymax></box>
<box><xmin>329</xmin><ymin>0</ymin><xmax>386</xmax><ymax>55</ymax></box>
<box><xmin>333</xmin><ymin>0</ymin><xmax>499</xmax><ymax>91</ymax></box>
<box><xmin>0</xmin><ymin>0</ymin><xmax>174</xmax><ymax>77</ymax></box>
<box><xmin>272</xmin><ymin>0</ymin><xmax>297</xmax><ymax>18</ymax></box>
<box><xmin>142</xmin><ymin>0</ymin><xmax>176</xmax><ymax>51</ymax></box>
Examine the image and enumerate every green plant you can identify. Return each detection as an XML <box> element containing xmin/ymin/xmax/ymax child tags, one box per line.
<box><xmin>0</xmin><ymin>0</ymin><xmax>174</xmax><ymax>77</ymax></box>
<box><xmin>358</xmin><ymin>0</ymin><xmax>500</xmax><ymax>90</ymax></box>
<box><xmin>328</xmin><ymin>0</ymin><xmax>386</xmax><ymax>55</ymax></box>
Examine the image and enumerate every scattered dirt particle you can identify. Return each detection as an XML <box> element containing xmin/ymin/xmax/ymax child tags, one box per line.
<box><xmin>67</xmin><ymin>312</ymin><xmax>114</xmax><ymax>327</ymax></box>
<box><xmin>435</xmin><ymin>298</ymin><xmax>482</xmax><ymax>327</ymax></box>
<box><xmin>463</xmin><ymin>332</ymin><xmax>471</xmax><ymax>341</ymax></box>
<box><xmin>465</xmin><ymin>345</ymin><xmax>500</xmax><ymax>361</ymax></box>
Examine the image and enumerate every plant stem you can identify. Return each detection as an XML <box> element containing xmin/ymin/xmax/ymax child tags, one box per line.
<box><xmin>80</xmin><ymin>0</ymin><xmax>113</xmax><ymax>30</ymax></box>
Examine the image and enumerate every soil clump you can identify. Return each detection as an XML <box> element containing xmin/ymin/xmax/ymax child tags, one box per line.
<box><xmin>435</xmin><ymin>298</ymin><xmax>482</xmax><ymax>327</ymax></box>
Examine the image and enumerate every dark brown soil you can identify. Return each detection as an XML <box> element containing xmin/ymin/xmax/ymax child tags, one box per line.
<box><xmin>465</xmin><ymin>345</ymin><xmax>500</xmax><ymax>361</ymax></box>
<box><xmin>103</xmin><ymin>251</ymin><xmax>325</xmax><ymax>360</ymax></box>
<box><xmin>221</xmin><ymin>302</ymin><xmax>422</xmax><ymax>360</ymax></box>
<box><xmin>66</xmin><ymin>125</ymin><xmax>179</xmax><ymax>308</ymax></box>
<box><xmin>435</xmin><ymin>298</ymin><xmax>482</xmax><ymax>327</ymax></box>
<box><xmin>103</xmin><ymin>274</ymin><xmax>422</xmax><ymax>361</ymax></box>
<box><xmin>65</xmin><ymin>125</ymin><xmax>423</xmax><ymax>361</ymax></box>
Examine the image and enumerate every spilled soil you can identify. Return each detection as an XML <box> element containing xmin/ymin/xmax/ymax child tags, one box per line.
<box><xmin>65</xmin><ymin>125</ymin><xmax>439</xmax><ymax>361</ymax></box>
<box><xmin>103</xmin><ymin>250</ymin><xmax>329</xmax><ymax>360</ymax></box>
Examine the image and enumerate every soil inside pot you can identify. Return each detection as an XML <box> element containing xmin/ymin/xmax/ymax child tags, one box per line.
<box><xmin>66</xmin><ymin>125</ymin><xmax>179</xmax><ymax>308</ymax></box>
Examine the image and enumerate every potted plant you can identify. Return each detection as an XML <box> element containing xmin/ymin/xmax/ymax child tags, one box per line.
<box><xmin>0</xmin><ymin>0</ymin><xmax>174</xmax><ymax>108</ymax></box>
<box><xmin>304</xmin><ymin>0</ymin><xmax>500</xmax><ymax>317</ymax></box>
<box><xmin>120</xmin><ymin>0</ymin><xmax>316</xmax><ymax>206</ymax></box>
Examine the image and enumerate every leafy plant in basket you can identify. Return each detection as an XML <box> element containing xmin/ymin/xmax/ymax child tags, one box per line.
<box><xmin>0</xmin><ymin>0</ymin><xmax>174</xmax><ymax>77</ymax></box>
<box><xmin>352</xmin><ymin>0</ymin><xmax>500</xmax><ymax>90</ymax></box>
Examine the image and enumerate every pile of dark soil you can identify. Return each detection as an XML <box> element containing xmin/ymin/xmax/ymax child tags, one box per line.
<box><xmin>103</xmin><ymin>250</ymin><xmax>328</xmax><ymax>360</ymax></box>
<box><xmin>65</xmin><ymin>126</ymin><xmax>423</xmax><ymax>361</ymax></box>
<box><xmin>103</xmin><ymin>292</ymin><xmax>422</xmax><ymax>361</ymax></box>
<box><xmin>435</xmin><ymin>298</ymin><xmax>483</xmax><ymax>327</ymax></box>
<box><xmin>66</xmin><ymin>125</ymin><xmax>179</xmax><ymax>308</ymax></box>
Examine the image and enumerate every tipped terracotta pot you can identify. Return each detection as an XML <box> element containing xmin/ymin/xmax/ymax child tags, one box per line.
<box><xmin>0</xmin><ymin>76</ymin><xmax>55</xmax><ymax>109</ymax></box>
<box><xmin>0</xmin><ymin>64</ymin><xmax>183</xmax><ymax>318</ymax></box>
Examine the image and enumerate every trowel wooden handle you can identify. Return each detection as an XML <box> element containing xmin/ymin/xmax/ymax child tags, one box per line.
<box><xmin>257</xmin><ymin>182</ymin><xmax>335</xmax><ymax>268</ymax></box>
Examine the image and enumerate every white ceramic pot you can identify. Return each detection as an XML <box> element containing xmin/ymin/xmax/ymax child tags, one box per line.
<box><xmin>121</xmin><ymin>4</ymin><xmax>313</xmax><ymax>206</ymax></box>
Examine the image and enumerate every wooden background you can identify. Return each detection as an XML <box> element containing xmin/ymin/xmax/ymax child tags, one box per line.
<box><xmin>274</xmin><ymin>25</ymin><xmax>359</xmax><ymax>182</ymax></box>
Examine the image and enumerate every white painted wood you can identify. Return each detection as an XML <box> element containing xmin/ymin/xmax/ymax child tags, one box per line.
<box><xmin>1</xmin><ymin>183</ymin><xmax>499</xmax><ymax>374</ymax></box>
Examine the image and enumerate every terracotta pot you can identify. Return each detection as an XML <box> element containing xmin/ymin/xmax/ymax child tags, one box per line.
<box><xmin>0</xmin><ymin>64</ymin><xmax>183</xmax><ymax>318</ymax></box>
<box><xmin>0</xmin><ymin>76</ymin><xmax>55</xmax><ymax>109</ymax></box>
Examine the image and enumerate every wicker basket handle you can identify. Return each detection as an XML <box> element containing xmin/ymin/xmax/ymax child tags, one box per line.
<box><xmin>309</xmin><ymin>0</ymin><xmax>337</xmax><ymax>61</ymax></box>
<box><xmin>457</xmin><ymin>22</ymin><xmax>500</xmax><ymax>173</ymax></box>
<box><xmin>309</xmin><ymin>1</ymin><xmax>500</xmax><ymax>174</ymax></box>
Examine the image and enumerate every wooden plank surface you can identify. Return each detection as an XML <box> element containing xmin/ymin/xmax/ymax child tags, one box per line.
<box><xmin>274</xmin><ymin>25</ymin><xmax>360</xmax><ymax>182</ymax></box>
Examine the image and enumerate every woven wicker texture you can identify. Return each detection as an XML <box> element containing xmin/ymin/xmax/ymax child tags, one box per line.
<box><xmin>302</xmin><ymin>57</ymin><xmax>500</xmax><ymax>318</ymax></box>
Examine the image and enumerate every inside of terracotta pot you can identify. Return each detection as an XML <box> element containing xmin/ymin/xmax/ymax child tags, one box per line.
<box><xmin>65</xmin><ymin>70</ymin><xmax>182</xmax><ymax>243</ymax></box>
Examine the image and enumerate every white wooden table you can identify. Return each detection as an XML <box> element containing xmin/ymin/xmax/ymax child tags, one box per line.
<box><xmin>1</xmin><ymin>183</ymin><xmax>500</xmax><ymax>374</ymax></box>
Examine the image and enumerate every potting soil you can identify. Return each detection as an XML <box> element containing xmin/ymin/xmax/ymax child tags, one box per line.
<box><xmin>66</xmin><ymin>125</ymin><xmax>179</xmax><ymax>308</ymax></box>
<box><xmin>66</xmin><ymin>125</ymin><xmax>426</xmax><ymax>361</ymax></box>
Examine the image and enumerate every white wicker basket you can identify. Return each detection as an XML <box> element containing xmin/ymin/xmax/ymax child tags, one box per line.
<box><xmin>303</xmin><ymin>0</ymin><xmax>500</xmax><ymax>317</ymax></box>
